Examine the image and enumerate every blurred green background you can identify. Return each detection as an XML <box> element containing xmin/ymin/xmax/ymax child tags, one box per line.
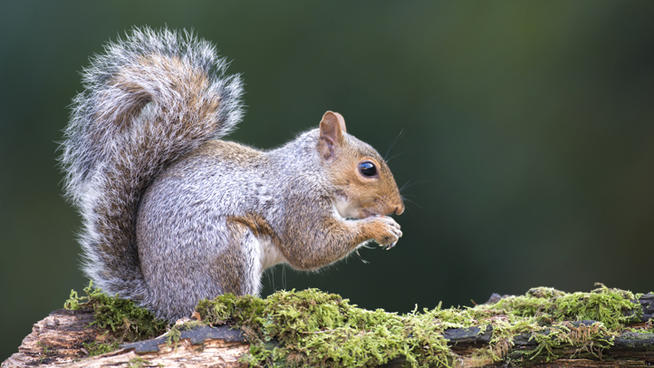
<box><xmin>2</xmin><ymin>0</ymin><xmax>654</xmax><ymax>360</ymax></box>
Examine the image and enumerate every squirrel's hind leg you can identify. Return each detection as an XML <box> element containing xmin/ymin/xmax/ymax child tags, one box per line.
<box><xmin>210</xmin><ymin>224</ymin><xmax>263</xmax><ymax>296</ymax></box>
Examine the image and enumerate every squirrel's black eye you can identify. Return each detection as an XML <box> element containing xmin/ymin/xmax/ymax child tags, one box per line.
<box><xmin>358</xmin><ymin>161</ymin><xmax>377</xmax><ymax>177</ymax></box>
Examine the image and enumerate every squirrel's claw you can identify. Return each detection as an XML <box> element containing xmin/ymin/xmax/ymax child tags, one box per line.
<box><xmin>386</xmin><ymin>240</ymin><xmax>398</xmax><ymax>250</ymax></box>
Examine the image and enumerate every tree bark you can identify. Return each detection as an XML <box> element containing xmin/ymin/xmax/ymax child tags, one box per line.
<box><xmin>1</xmin><ymin>309</ymin><xmax>248</xmax><ymax>368</ymax></box>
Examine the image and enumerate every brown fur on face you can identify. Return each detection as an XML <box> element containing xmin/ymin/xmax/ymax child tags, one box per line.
<box><xmin>317</xmin><ymin>111</ymin><xmax>404</xmax><ymax>219</ymax></box>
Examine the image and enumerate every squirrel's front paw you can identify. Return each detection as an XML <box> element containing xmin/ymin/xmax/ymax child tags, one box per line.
<box><xmin>366</xmin><ymin>216</ymin><xmax>403</xmax><ymax>250</ymax></box>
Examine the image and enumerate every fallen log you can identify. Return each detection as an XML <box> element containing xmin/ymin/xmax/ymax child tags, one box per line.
<box><xmin>2</xmin><ymin>286</ymin><xmax>653</xmax><ymax>367</ymax></box>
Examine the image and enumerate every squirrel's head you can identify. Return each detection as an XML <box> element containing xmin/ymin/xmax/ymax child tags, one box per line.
<box><xmin>317</xmin><ymin>111</ymin><xmax>405</xmax><ymax>219</ymax></box>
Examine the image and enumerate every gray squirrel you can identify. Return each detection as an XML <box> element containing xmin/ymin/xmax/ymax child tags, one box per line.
<box><xmin>60</xmin><ymin>27</ymin><xmax>404</xmax><ymax>322</ymax></box>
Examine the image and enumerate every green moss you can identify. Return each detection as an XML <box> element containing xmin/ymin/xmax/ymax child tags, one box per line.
<box><xmin>37</xmin><ymin>340</ymin><xmax>53</xmax><ymax>363</ymax></box>
<box><xmin>64</xmin><ymin>283</ymin><xmax>646</xmax><ymax>367</ymax></box>
<box><xmin>198</xmin><ymin>289</ymin><xmax>452</xmax><ymax>367</ymax></box>
<box><xmin>481</xmin><ymin>284</ymin><xmax>640</xmax><ymax>328</ymax></box>
<box><xmin>165</xmin><ymin>323</ymin><xmax>205</xmax><ymax>347</ymax></box>
<box><xmin>478</xmin><ymin>285</ymin><xmax>639</xmax><ymax>363</ymax></box>
<box><xmin>195</xmin><ymin>286</ymin><xmax>646</xmax><ymax>368</ymax></box>
<box><xmin>491</xmin><ymin>293</ymin><xmax>553</xmax><ymax>318</ymax></box>
<box><xmin>65</xmin><ymin>281</ymin><xmax>169</xmax><ymax>356</ymax></box>
<box><xmin>82</xmin><ymin>341</ymin><xmax>121</xmax><ymax>356</ymax></box>
<box><xmin>65</xmin><ymin>281</ymin><xmax>168</xmax><ymax>341</ymax></box>
<box><xmin>552</xmin><ymin>285</ymin><xmax>641</xmax><ymax>329</ymax></box>
<box><xmin>520</xmin><ymin>321</ymin><xmax>613</xmax><ymax>362</ymax></box>
<box><xmin>127</xmin><ymin>357</ymin><xmax>156</xmax><ymax>368</ymax></box>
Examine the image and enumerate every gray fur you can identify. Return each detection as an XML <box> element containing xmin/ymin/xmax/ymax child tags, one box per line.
<box><xmin>60</xmin><ymin>27</ymin><xmax>403</xmax><ymax>322</ymax></box>
<box><xmin>136</xmin><ymin>132</ymin><xmax>325</xmax><ymax>319</ymax></box>
<box><xmin>60</xmin><ymin>27</ymin><xmax>243</xmax><ymax>312</ymax></box>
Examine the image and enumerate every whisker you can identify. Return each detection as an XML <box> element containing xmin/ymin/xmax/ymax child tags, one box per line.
<box><xmin>384</xmin><ymin>129</ymin><xmax>405</xmax><ymax>161</ymax></box>
<box><xmin>402</xmin><ymin>196</ymin><xmax>422</xmax><ymax>209</ymax></box>
<box><xmin>399</xmin><ymin>179</ymin><xmax>430</xmax><ymax>193</ymax></box>
<box><xmin>386</xmin><ymin>152</ymin><xmax>404</xmax><ymax>164</ymax></box>
<box><xmin>399</xmin><ymin>179</ymin><xmax>414</xmax><ymax>192</ymax></box>
<box><xmin>397</xmin><ymin>180</ymin><xmax>424</xmax><ymax>209</ymax></box>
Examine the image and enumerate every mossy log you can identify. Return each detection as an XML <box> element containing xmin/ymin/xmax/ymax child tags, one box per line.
<box><xmin>2</xmin><ymin>286</ymin><xmax>653</xmax><ymax>368</ymax></box>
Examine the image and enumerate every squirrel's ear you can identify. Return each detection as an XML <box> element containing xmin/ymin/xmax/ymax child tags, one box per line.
<box><xmin>318</xmin><ymin>111</ymin><xmax>347</xmax><ymax>160</ymax></box>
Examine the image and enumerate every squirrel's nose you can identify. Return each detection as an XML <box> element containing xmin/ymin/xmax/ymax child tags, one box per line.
<box><xmin>394</xmin><ymin>203</ymin><xmax>405</xmax><ymax>215</ymax></box>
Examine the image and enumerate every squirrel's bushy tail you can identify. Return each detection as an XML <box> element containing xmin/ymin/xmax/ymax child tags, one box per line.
<box><xmin>60</xmin><ymin>27</ymin><xmax>243</xmax><ymax>305</ymax></box>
